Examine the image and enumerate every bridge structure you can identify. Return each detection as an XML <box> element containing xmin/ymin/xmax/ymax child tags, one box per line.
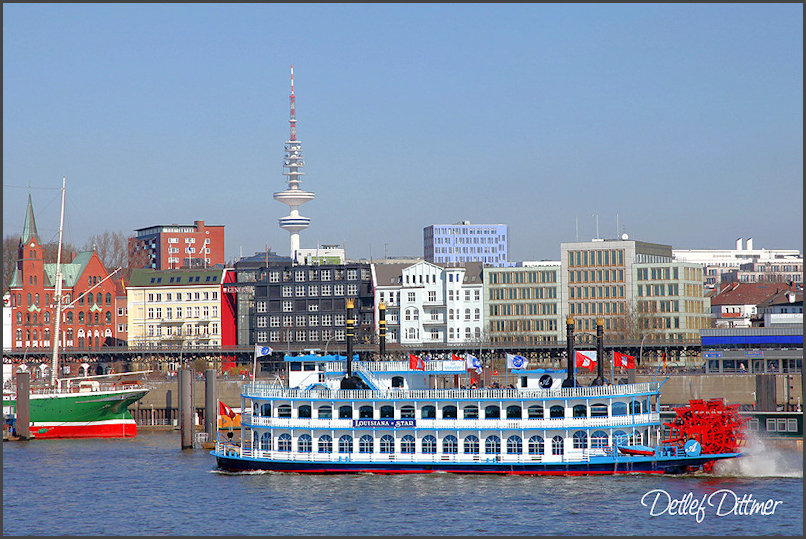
<box><xmin>3</xmin><ymin>339</ymin><xmax>702</xmax><ymax>371</ymax></box>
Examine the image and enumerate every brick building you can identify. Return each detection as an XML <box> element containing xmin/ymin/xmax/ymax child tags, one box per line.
<box><xmin>129</xmin><ymin>220</ymin><xmax>225</xmax><ymax>270</ymax></box>
<box><xmin>8</xmin><ymin>195</ymin><xmax>119</xmax><ymax>352</ymax></box>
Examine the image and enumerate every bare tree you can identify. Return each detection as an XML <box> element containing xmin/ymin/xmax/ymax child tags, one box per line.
<box><xmin>3</xmin><ymin>235</ymin><xmax>20</xmax><ymax>295</ymax></box>
<box><xmin>82</xmin><ymin>231</ymin><xmax>129</xmax><ymax>272</ymax></box>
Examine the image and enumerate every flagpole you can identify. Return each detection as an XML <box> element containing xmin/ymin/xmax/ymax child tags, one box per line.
<box><xmin>252</xmin><ymin>349</ymin><xmax>257</xmax><ymax>382</ymax></box>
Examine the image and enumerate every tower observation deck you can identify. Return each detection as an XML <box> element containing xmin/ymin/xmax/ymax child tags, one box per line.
<box><xmin>274</xmin><ymin>65</ymin><xmax>314</xmax><ymax>263</ymax></box>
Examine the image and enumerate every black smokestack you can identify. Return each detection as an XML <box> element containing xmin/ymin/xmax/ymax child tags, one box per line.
<box><xmin>591</xmin><ymin>319</ymin><xmax>606</xmax><ymax>386</ymax></box>
<box><xmin>378</xmin><ymin>302</ymin><xmax>386</xmax><ymax>358</ymax></box>
<box><xmin>562</xmin><ymin>316</ymin><xmax>575</xmax><ymax>388</ymax></box>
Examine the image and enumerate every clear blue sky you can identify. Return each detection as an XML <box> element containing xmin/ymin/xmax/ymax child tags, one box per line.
<box><xmin>3</xmin><ymin>4</ymin><xmax>803</xmax><ymax>263</ymax></box>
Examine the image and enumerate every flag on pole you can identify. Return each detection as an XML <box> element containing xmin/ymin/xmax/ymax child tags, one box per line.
<box><xmin>408</xmin><ymin>352</ymin><xmax>425</xmax><ymax>370</ymax></box>
<box><xmin>219</xmin><ymin>400</ymin><xmax>236</xmax><ymax>419</ymax></box>
<box><xmin>506</xmin><ymin>353</ymin><xmax>528</xmax><ymax>370</ymax></box>
<box><xmin>575</xmin><ymin>350</ymin><xmax>597</xmax><ymax>370</ymax></box>
<box><xmin>255</xmin><ymin>345</ymin><xmax>273</xmax><ymax>357</ymax></box>
<box><xmin>451</xmin><ymin>353</ymin><xmax>463</xmax><ymax>361</ymax></box>
<box><xmin>465</xmin><ymin>353</ymin><xmax>482</xmax><ymax>374</ymax></box>
<box><xmin>613</xmin><ymin>351</ymin><xmax>636</xmax><ymax>369</ymax></box>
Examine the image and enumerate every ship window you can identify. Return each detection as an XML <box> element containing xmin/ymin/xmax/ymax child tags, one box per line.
<box><xmin>572</xmin><ymin>431</ymin><xmax>587</xmax><ymax>449</ymax></box>
<box><xmin>484</xmin><ymin>405</ymin><xmax>500</xmax><ymax>419</ymax></box>
<box><xmin>298</xmin><ymin>434</ymin><xmax>312</xmax><ymax>453</ymax></box>
<box><xmin>359</xmin><ymin>435</ymin><xmax>374</xmax><ymax>454</ymax></box>
<box><xmin>401</xmin><ymin>435</ymin><xmax>416</xmax><ymax>454</ymax></box>
<box><xmin>549</xmin><ymin>405</ymin><xmax>564</xmax><ymax>418</ymax></box>
<box><xmin>261</xmin><ymin>403</ymin><xmax>272</xmax><ymax>417</ymax></box>
<box><xmin>317</xmin><ymin>405</ymin><xmax>332</xmax><ymax>419</ymax></box>
<box><xmin>629</xmin><ymin>401</ymin><xmax>642</xmax><ymax>414</ymax></box>
<box><xmin>339</xmin><ymin>435</ymin><xmax>353</xmax><ymax>453</ymax></box>
<box><xmin>463</xmin><ymin>405</ymin><xmax>479</xmax><ymax>419</ymax></box>
<box><xmin>290</xmin><ymin>362</ymin><xmax>301</xmax><ymax>371</ymax></box>
<box><xmin>507</xmin><ymin>436</ymin><xmax>522</xmax><ymax>454</ymax></box>
<box><xmin>303</xmin><ymin>363</ymin><xmax>316</xmax><ymax>371</ymax></box>
<box><xmin>400</xmin><ymin>405</ymin><xmax>415</xmax><ymax>419</ymax></box>
<box><xmin>380</xmin><ymin>405</ymin><xmax>394</xmax><ymax>419</ymax></box>
<box><xmin>612</xmin><ymin>403</ymin><xmax>628</xmax><ymax>417</ymax></box>
<box><xmin>506</xmin><ymin>405</ymin><xmax>522</xmax><ymax>419</ymax></box>
<box><xmin>613</xmin><ymin>431</ymin><xmax>629</xmax><ymax>445</ymax></box>
<box><xmin>359</xmin><ymin>405</ymin><xmax>373</xmax><ymax>419</ymax></box>
<box><xmin>380</xmin><ymin>435</ymin><xmax>395</xmax><ymax>454</ymax></box>
<box><xmin>391</xmin><ymin>376</ymin><xmax>404</xmax><ymax>388</ymax></box>
<box><xmin>591</xmin><ymin>430</ymin><xmax>608</xmax><ymax>449</ymax></box>
<box><xmin>318</xmin><ymin>434</ymin><xmax>332</xmax><ymax>453</ymax></box>
<box><xmin>485</xmin><ymin>435</ymin><xmax>501</xmax><ymax>454</ymax></box>
<box><xmin>630</xmin><ymin>431</ymin><xmax>643</xmax><ymax>445</ymax></box>
<box><xmin>527</xmin><ymin>405</ymin><xmax>544</xmax><ymax>419</ymax></box>
<box><xmin>277</xmin><ymin>405</ymin><xmax>292</xmax><ymax>418</ymax></box>
<box><xmin>260</xmin><ymin>432</ymin><xmax>271</xmax><ymax>451</ymax></box>
<box><xmin>551</xmin><ymin>436</ymin><xmax>564</xmax><ymax>455</ymax></box>
<box><xmin>590</xmin><ymin>403</ymin><xmax>608</xmax><ymax>417</ymax></box>
<box><xmin>443</xmin><ymin>435</ymin><xmax>458</xmax><ymax>454</ymax></box>
<box><xmin>422</xmin><ymin>435</ymin><xmax>437</xmax><ymax>454</ymax></box>
<box><xmin>463</xmin><ymin>435</ymin><xmax>479</xmax><ymax>454</ymax></box>
<box><xmin>572</xmin><ymin>405</ymin><xmax>587</xmax><ymax>418</ymax></box>
<box><xmin>421</xmin><ymin>405</ymin><xmax>436</xmax><ymax>419</ymax></box>
<box><xmin>298</xmin><ymin>405</ymin><xmax>311</xmax><ymax>419</ymax></box>
<box><xmin>277</xmin><ymin>433</ymin><xmax>292</xmax><ymax>451</ymax></box>
<box><xmin>442</xmin><ymin>405</ymin><xmax>457</xmax><ymax>419</ymax></box>
<box><xmin>338</xmin><ymin>405</ymin><xmax>352</xmax><ymax>419</ymax></box>
<box><xmin>528</xmin><ymin>435</ymin><xmax>544</xmax><ymax>455</ymax></box>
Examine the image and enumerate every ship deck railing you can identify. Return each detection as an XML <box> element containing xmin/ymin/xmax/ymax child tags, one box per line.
<box><xmin>240</xmin><ymin>412</ymin><xmax>661</xmax><ymax>430</ymax></box>
<box><xmin>214</xmin><ymin>443</ymin><xmax>633</xmax><ymax>464</ymax></box>
<box><xmin>242</xmin><ymin>382</ymin><xmax>660</xmax><ymax>400</ymax></box>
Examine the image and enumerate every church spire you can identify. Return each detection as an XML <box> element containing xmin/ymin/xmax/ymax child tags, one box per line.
<box><xmin>21</xmin><ymin>193</ymin><xmax>39</xmax><ymax>244</ymax></box>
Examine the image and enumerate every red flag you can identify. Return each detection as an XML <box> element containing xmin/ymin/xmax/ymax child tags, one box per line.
<box><xmin>219</xmin><ymin>400</ymin><xmax>236</xmax><ymax>419</ymax></box>
<box><xmin>408</xmin><ymin>352</ymin><xmax>425</xmax><ymax>370</ymax></box>
<box><xmin>451</xmin><ymin>353</ymin><xmax>463</xmax><ymax>361</ymax></box>
<box><xmin>575</xmin><ymin>351</ymin><xmax>597</xmax><ymax>371</ymax></box>
<box><xmin>613</xmin><ymin>351</ymin><xmax>636</xmax><ymax>369</ymax></box>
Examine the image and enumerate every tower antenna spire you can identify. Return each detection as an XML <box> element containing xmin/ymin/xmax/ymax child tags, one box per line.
<box><xmin>274</xmin><ymin>65</ymin><xmax>315</xmax><ymax>263</ymax></box>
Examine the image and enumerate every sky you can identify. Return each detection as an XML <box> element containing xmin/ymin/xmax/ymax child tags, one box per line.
<box><xmin>3</xmin><ymin>4</ymin><xmax>803</xmax><ymax>263</ymax></box>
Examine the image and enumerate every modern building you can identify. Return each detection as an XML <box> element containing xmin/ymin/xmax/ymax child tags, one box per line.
<box><xmin>372</xmin><ymin>261</ymin><xmax>484</xmax><ymax>345</ymax></box>
<box><xmin>723</xmin><ymin>259</ymin><xmax>803</xmax><ymax>286</ymax></box>
<box><xmin>126</xmin><ymin>268</ymin><xmax>225</xmax><ymax>350</ymax></box>
<box><xmin>129</xmin><ymin>220</ymin><xmax>225</xmax><ymax>270</ymax></box>
<box><xmin>424</xmin><ymin>221</ymin><xmax>510</xmax><ymax>267</ymax></box>
<box><xmin>7</xmin><ymin>195</ymin><xmax>119</xmax><ymax>352</ymax></box>
<box><xmin>757</xmin><ymin>288</ymin><xmax>803</xmax><ymax>327</ymax></box>
<box><xmin>247</xmin><ymin>262</ymin><xmax>375</xmax><ymax>349</ymax></box>
<box><xmin>483</xmin><ymin>262</ymin><xmax>563</xmax><ymax>345</ymax></box>
<box><xmin>560</xmin><ymin>237</ymin><xmax>710</xmax><ymax>343</ymax></box>
<box><xmin>673</xmin><ymin>237</ymin><xmax>801</xmax><ymax>289</ymax></box>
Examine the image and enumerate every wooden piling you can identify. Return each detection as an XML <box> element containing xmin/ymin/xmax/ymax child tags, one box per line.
<box><xmin>15</xmin><ymin>372</ymin><xmax>31</xmax><ymax>440</ymax></box>
<box><xmin>204</xmin><ymin>369</ymin><xmax>216</xmax><ymax>443</ymax></box>
<box><xmin>180</xmin><ymin>368</ymin><xmax>193</xmax><ymax>449</ymax></box>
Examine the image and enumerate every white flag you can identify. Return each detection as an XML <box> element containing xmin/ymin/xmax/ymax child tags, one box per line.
<box><xmin>506</xmin><ymin>353</ymin><xmax>528</xmax><ymax>370</ymax></box>
<box><xmin>255</xmin><ymin>345</ymin><xmax>273</xmax><ymax>357</ymax></box>
<box><xmin>465</xmin><ymin>353</ymin><xmax>482</xmax><ymax>374</ymax></box>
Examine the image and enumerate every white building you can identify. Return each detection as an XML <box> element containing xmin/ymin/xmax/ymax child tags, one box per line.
<box><xmin>673</xmin><ymin>237</ymin><xmax>801</xmax><ymax>288</ymax></box>
<box><xmin>371</xmin><ymin>261</ymin><xmax>484</xmax><ymax>345</ymax></box>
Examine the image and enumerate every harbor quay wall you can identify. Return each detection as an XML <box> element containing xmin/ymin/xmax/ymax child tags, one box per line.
<box><xmin>132</xmin><ymin>373</ymin><xmax>802</xmax><ymax>416</ymax></box>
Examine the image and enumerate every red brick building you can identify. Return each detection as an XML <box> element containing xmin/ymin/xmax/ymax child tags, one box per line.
<box><xmin>129</xmin><ymin>220</ymin><xmax>225</xmax><ymax>270</ymax></box>
<box><xmin>8</xmin><ymin>195</ymin><xmax>118</xmax><ymax>352</ymax></box>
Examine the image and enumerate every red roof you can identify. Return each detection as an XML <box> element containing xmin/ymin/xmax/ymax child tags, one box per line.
<box><xmin>710</xmin><ymin>282</ymin><xmax>799</xmax><ymax>306</ymax></box>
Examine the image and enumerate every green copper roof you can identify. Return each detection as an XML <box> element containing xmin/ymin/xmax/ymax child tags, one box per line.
<box><xmin>21</xmin><ymin>194</ymin><xmax>39</xmax><ymax>244</ymax></box>
<box><xmin>43</xmin><ymin>251</ymin><xmax>95</xmax><ymax>288</ymax></box>
<box><xmin>128</xmin><ymin>268</ymin><xmax>224</xmax><ymax>287</ymax></box>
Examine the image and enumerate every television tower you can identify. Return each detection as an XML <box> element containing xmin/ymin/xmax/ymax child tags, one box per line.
<box><xmin>274</xmin><ymin>65</ymin><xmax>314</xmax><ymax>263</ymax></box>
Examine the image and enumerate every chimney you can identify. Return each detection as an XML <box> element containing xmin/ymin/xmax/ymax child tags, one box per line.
<box><xmin>735</xmin><ymin>238</ymin><xmax>743</xmax><ymax>251</ymax></box>
<box><xmin>746</xmin><ymin>237</ymin><xmax>753</xmax><ymax>251</ymax></box>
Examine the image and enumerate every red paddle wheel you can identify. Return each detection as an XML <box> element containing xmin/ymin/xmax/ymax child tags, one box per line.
<box><xmin>662</xmin><ymin>398</ymin><xmax>749</xmax><ymax>472</ymax></box>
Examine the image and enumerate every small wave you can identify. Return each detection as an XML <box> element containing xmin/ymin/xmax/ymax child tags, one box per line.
<box><xmin>712</xmin><ymin>435</ymin><xmax>803</xmax><ymax>478</ymax></box>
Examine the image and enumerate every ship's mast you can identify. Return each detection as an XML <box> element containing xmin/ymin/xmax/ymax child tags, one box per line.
<box><xmin>50</xmin><ymin>177</ymin><xmax>66</xmax><ymax>387</ymax></box>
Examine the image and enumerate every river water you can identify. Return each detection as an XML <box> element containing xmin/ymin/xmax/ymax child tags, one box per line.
<box><xmin>2</xmin><ymin>430</ymin><xmax>802</xmax><ymax>536</ymax></box>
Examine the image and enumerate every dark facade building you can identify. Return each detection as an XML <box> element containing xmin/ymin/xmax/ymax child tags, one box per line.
<box><xmin>228</xmin><ymin>258</ymin><xmax>374</xmax><ymax>350</ymax></box>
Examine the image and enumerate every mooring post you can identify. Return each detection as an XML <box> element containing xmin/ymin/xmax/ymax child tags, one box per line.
<box><xmin>180</xmin><ymin>368</ymin><xmax>193</xmax><ymax>449</ymax></box>
<box><xmin>15</xmin><ymin>371</ymin><xmax>31</xmax><ymax>440</ymax></box>
<box><xmin>204</xmin><ymin>368</ymin><xmax>216</xmax><ymax>444</ymax></box>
